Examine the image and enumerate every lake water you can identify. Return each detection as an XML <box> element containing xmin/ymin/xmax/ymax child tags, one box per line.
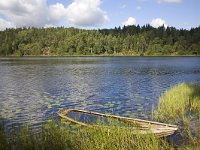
<box><xmin>0</xmin><ymin>56</ymin><xmax>200</xmax><ymax>131</ymax></box>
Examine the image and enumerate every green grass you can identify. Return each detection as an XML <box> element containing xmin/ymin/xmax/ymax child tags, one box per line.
<box><xmin>0</xmin><ymin>119</ymin><xmax>173</xmax><ymax>150</ymax></box>
<box><xmin>154</xmin><ymin>83</ymin><xmax>200</xmax><ymax>148</ymax></box>
<box><xmin>0</xmin><ymin>126</ymin><xmax>7</xmax><ymax>150</ymax></box>
<box><xmin>154</xmin><ymin>83</ymin><xmax>200</xmax><ymax>122</ymax></box>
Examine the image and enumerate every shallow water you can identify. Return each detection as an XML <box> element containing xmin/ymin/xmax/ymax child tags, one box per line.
<box><xmin>0</xmin><ymin>56</ymin><xmax>200</xmax><ymax>130</ymax></box>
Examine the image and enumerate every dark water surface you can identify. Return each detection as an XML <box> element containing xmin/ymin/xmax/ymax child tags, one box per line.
<box><xmin>0</xmin><ymin>56</ymin><xmax>200</xmax><ymax>130</ymax></box>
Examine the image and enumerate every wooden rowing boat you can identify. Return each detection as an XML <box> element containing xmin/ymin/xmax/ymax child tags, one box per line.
<box><xmin>58</xmin><ymin>108</ymin><xmax>178</xmax><ymax>137</ymax></box>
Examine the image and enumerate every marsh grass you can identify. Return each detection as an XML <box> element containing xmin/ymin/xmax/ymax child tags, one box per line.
<box><xmin>154</xmin><ymin>83</ymin><xmax>200</xmax><ymax>122</ymax></box>
<box><xmin>154</xmin><ymin>83</ymin><xmax>200</xmax><ymax>148</ymax></box>
<box><xmin>0</xmin><ymin>121</ymin><xmax>71</xmax><ymax>150</ymax></box>
<box><xmin>0</xmin><ymin>118</ymin><xmax>174</xmax><ymax>150</ymax></box>
<box><xmin>69</xmin><ymin>126</ymin><xmax>171</xmax><ymax>150</ymax></box>
<box><xmin>0</xmin><ymin>126</ymin><xmax>7</xmax><ymax>150</ymax></box>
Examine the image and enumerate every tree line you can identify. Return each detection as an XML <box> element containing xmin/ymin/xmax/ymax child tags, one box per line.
<box><xmin>0</xmin><ymin>24</ymin><xmax>200</xmax><ymax>56</ymax></box>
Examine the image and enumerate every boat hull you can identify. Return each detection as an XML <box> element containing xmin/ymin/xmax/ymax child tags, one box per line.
<box><xmin>58</xmin><ymin>108</ymin><xmax>178</xmax><ymax>137</ymax></box>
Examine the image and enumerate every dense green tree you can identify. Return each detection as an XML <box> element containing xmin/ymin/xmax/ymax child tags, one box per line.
<box><xmin>0</xmin><ymin>25</ymin><xmax>200</xmax><ymax>56</ymax></box>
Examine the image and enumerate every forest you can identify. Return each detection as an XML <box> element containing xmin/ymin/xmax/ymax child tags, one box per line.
<box><xmin>0</xmin><ymin>24</ymin><xmax>200</xmax><ymax>56</ymax></box>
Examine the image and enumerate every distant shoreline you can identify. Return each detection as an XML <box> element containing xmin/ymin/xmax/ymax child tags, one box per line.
<box><xmin>0</xmin><ymin>54</ymin><xmax>200</xmax><ymax>57</ymax></box>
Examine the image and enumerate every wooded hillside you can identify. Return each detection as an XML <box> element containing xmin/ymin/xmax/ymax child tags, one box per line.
<box><xmin>0</xmin><ymin>25</ymin><xmax>200</xmax><ymax>56</ymax></box>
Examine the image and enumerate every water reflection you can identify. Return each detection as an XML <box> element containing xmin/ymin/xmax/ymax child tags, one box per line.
<box><xmin>0</xmin><ymin>57</ymin><xmax>200</xmax><ymax>130</ymax></box>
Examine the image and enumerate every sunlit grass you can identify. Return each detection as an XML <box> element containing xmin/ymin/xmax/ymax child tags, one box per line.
<box><xmin>0</xmin><ymin>120</ymin><xmax>173</xmax><ymax>150</ymax></box>
<box><xmin>154</xmin><ymin>83</ymin><xmax>200</xmax><ymax>122</ymax></box>
<box><xmin>69</xmin><ymin>126</ymin><xmax>171</xmax><ymax>150</ymax></box>
<box><xmin>154</xmin><ymin>83</ymin><xmax>200</xmax><ymax>148</ymax></box>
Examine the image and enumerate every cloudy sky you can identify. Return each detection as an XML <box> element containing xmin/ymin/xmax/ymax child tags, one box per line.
<box><xmin>0</xmin><ymin>0</ymin><xmax>199</xmax><ymax>30</ymax></box>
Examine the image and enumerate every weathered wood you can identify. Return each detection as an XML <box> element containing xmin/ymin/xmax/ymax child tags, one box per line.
<box><xmin>58</xmin><ymin>108</ymin><xmax>178</xmax><ymax>137</ymax></box>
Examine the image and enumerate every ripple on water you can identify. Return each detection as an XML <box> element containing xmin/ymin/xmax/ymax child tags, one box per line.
<box><xmin>0</xmin><ymin>57</ymin><xmax>200</xmax><ymax>131</ymax></box>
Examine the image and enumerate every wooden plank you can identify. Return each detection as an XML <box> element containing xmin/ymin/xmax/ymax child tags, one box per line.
<box><xmin>58</xmin><ymin>108</ymin><xmax>178</xmax><ymax>137</ymax></box>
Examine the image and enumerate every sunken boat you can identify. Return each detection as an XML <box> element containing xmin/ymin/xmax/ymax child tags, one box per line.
<box><xmin>58</xmin><ymin>108</ymin><xmax>178</xmax><ymax>137</ymax></box>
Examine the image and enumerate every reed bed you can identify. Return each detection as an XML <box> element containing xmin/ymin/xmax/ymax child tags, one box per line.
<box><xmin>0</xmin><ymin>119</ymin><xmax>173</xmax><ymax>150</ymax></box>
<box><xmin>154</xmin><ymin>83</ymin><xmax>200</xmax><ymax>149</ymax></box>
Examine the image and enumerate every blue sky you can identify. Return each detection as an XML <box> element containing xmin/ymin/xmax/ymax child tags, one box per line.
<box><xmin>101</xmin><ymin>0</ymin><xmax>200</xmax><ymax>29</ymax></box>
<box><xmin>0</xmin><ymin>0</ymin><xmax>199</xmax><ymax>30</ymax></box>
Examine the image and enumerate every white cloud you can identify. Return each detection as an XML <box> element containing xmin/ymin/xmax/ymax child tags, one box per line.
<box><xmin>150</xmin><ymin>18</ymin><xmax>168</xmax><ymax>28</ymax></box>
<box><xmin>48</xmin><ymin>3</ymin><xmax>67</xmax><ymax>23</ymax></box>
<box><xmin>0</xmin><ymin>0</ymin><xmax>108</xmax><ymax>30</ymax></box>
<box><xmin>0</xmin><ymin>0</ymin><xmax>48</xmax><ymax>27</ymax></box>
<box><xmin>158</xmin><ymin>0</ymin><xmax>182</xmax><ymax>3</ymax></box>
<box><xmin>44</xmin><ymin>24</ymin><xmax>58</xmax><ymax>28</ymax></box>
<box><xmin>122</xmin><ymin>17</ymin><xmax>137</xmax><ymax>26</ymax></box>
<box><xmin>66</xmin><ymin>0</ymin><xmax>108</xmax><ymax>27</ymax></box>
<box><xmin>0</xmin><ymin>18</ymin><xmax>15</xmax><ymax>30</ymax></box>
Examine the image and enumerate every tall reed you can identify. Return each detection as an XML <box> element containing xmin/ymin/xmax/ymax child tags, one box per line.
<box><xmin>154</xmin><ymin>83</ymin><xmax>200</xmax><ymax>148</ymax></box>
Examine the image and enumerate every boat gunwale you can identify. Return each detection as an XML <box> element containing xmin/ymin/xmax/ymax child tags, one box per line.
<box><xmin>58</xmin><ymin>108</ymin><xmax>178</xmax><ymax>130</ymax></box>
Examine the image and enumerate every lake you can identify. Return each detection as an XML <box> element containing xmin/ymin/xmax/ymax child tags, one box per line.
<box><xmin>0</xmin><ymin>56</ymin><xmax>200</xmax><ymax>131</ymax></box>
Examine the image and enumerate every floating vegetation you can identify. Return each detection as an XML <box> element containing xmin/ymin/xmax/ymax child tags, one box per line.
<box><xmin>129</xmin><ymin>113</ymin><xmax>136</xmax><ymax>118</ymax></box>
<box><xmin>60</xmin><ymin>98</ymin><xmax>65</xmax><ymax>101</ymax></box>
<box><xmin>52</xmin><ymin>103</ymin><xmax>61</xmax><ymax>107</ymax></box>
<box><xmin>116</xmin><ymin>101</ymin><xmax>121</xmax><ymax>104</ymax></box>
<box><xmin>44</xmin><ymin>97</ymin><xmax>53</xmax><ymax>103</ymax></box>
<box><xmin>47</xmin><ymin>104</ymin><xmax>52</xmax><ymax>109</ymax></box>
<box><xmin>140</xmin><ymin>113</ymin><xmax>149</xmax><ymax>119</ymax></box>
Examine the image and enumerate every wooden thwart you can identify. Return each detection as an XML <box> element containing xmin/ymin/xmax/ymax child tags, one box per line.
<box><xmin>58</xmin><ymin>108</ymin><xmax>178</xmax><ymax>137</ymax></box>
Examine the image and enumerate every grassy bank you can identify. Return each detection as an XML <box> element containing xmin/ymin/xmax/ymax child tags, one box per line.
<box><xmin>154</xmin><ymin>83</ymin><xmax>200</xmax><ymax>148</ymax></box>
<box><xmin>0</xmin><ymin>121</ymin><xmax>172</xmax><ymax>150</ymax></box>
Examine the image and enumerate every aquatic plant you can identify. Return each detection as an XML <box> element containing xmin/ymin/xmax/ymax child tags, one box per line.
<box><xmin>154</xmin><ymin>83</ymin><xmax>200</xmax><ymax>122</ymax></box>
<box><xmin>0</xmin><ymin>120</ymin><xmax>172</xmax><ymax>150</ymax></box>
<box><xmin>154</xmin><ymin>83</ymin><xmax>200</xmax><ymax>148</ymax></box>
